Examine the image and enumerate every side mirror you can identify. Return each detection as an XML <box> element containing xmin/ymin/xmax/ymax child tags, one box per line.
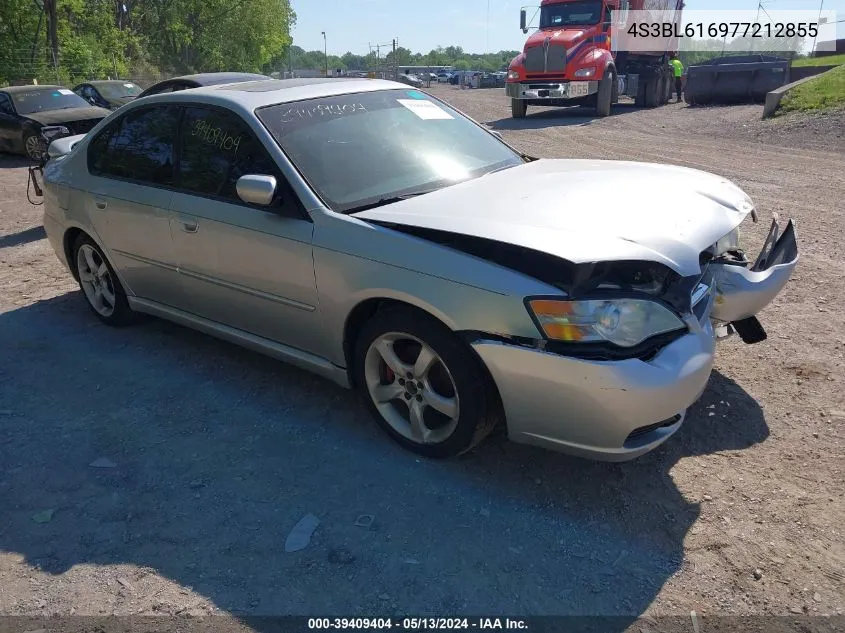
<box><xmin>520</xmin><ymin>9</ymin><xmax>527</xmax><ymax>33</ymax></box>
<box><xmin>491</xmin><ymin>130</ymin><xmax>503</xmax><ymax>140</ymax></box>
<box><xmin>236</xmin><ymin>174</ymin><xmax>277</xmax><ymax>206</ymax></box>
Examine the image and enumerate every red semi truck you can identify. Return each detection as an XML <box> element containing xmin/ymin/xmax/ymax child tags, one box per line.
<box><xmin>506</xmin><ymin>0</ymin><xmax>685</xmax><ymax>118</ymax></box>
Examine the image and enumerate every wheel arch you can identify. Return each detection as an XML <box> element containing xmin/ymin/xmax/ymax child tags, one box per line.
<box><xmin>62</xmin><ymin>225</ymin><xmax>132</xmax><ymax>295</ymax></box>
<box><xmin>341</xmin><ymin>295</ymin><xmax>503</xmax><ymax>402</ymax></box>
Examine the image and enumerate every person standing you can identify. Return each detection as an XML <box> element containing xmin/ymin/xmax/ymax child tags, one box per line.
<box><xmin>669</xmin><ymin>53</ymin><xmax>684</xmax><ymax>102</ymax></box>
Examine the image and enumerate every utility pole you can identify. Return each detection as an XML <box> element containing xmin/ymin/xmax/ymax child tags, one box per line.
<box><xmin>321</xmin><ymin>31</ymin><xmax>328</xmax><ymax>77</ymax></box>
<box><xmin>392</xmin><ymin>39</ymin><xmax>397</xmax><ymax>80</ymax></box>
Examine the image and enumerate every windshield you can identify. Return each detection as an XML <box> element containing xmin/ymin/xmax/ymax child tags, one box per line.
<box><xmin>97</xmin><ymin>82</ymin><xmax>142</xmax><ymax>99</ymax></box>
<box><xmin>256</xmin><ymin>89</ymin><xmax>523</xmax><ymax>213</ymax></box>
<box><xmin>11</xmin><ymin>88</ymin><xmax>91</xmax><ymax>114</ymax></box>
<box><xmin>540</xmin><ymin>0</ymin><xmax>603</xmax><ymax>28</ymax></box>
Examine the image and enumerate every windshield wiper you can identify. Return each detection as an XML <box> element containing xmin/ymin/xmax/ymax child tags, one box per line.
<box><xmin>345</xmin><ymin>189</ymin><xmax>439</xmax><ymax>214</ymax></box>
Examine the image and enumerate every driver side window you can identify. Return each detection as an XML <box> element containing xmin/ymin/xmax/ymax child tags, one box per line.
<box><xmin>0</xmin><ymin>94</ymin><xmax>14</xmax><ymax>115</ymax></box>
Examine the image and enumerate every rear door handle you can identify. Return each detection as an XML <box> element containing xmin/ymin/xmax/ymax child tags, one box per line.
<box><xmin>94</xmin><ymin>198</ymin><xmax>107</xmax><ymax>210</ymax></box>
<box><xmin>180</xmin><ymin>220</ymin><xmax>199</xmax><ymax>233</ymax></box>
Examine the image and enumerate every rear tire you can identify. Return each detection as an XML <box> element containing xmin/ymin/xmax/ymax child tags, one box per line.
<box><xmin>511</xmin><ymin>98</ymin><xmax>527</xmax><ymax>119</ymax></box>
<box><xmin>72</xmin><ymin>234</ymin><xmax>136</xmax><ymax>327</ymax></box>
<box><xmin>354</xmin><ymin>307</ymin><xmax>501</xmax><ymax>458</ymax></box>
<box><xmin>644</xmin><ymin>77</ymin><xmax>660</xmax><ymax>108</ymax></box>
<box><xmin>596</xmin><ymin>69</ymin><xmax>614</xmax><ymax>117</ymax></box>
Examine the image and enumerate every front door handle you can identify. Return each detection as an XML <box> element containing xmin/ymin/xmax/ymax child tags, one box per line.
<box><xmin>94</xmin><ymin>198</ymin><xmax>107</xmax><ymax>210</ymax></box>
<box><xmin>180</xmin><ymin>220</ymin><xmax>198</xmax><ymax>233</ymax></box>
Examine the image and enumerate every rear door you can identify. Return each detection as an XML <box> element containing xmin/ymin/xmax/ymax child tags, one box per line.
<box><xmin>167</xmin><ymin>104</ymin><xmax>321</xmax><ymax>354</ymax></box>
<box><xmin>83</xmin><ymin>104</ymin><xmax>183</xmax><ymax>306</ymax></box>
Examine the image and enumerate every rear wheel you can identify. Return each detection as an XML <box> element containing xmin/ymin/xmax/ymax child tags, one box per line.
<box><xmin>511</xmin><ymin>98</ymin><xmax>527</xmax><ymax>119</ymax></box>
<box><xmin>644</xmin><ymin>77</ymin><xmax>660</xmax><ymax>108</ymax></box>
<box><xmin>354</xmin><ymin>307</ymin><xmax>500</xmax><ymax>458</ymax></box>
<box><xmin>73</xmin><ymin>234</ymin><xmax>136</xmax><ymax>326</ymax></box>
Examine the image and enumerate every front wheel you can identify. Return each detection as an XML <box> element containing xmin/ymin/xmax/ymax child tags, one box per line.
<box><xmin>596</xmin><ymin>70</ymin><xmax>614</xmax><ymax>117</ymax></box>
<box><xmin>22</xmin><ymin>130</ymin><xmax>44</xmax><ymax>162</ymax></box>
<box><xmin>511</xmin><ymin>98</ymin><xmax>527</xmax><ymax>119</ymax></box>
<box><xmin>354</xmin><ymin>308</ymin><xmax>501</xmax><ymax>458</ymax></box>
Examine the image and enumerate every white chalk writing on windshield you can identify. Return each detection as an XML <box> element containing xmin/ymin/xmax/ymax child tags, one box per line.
<box><xmin>279</xmin><ymin>103</ymin><xmax>367</xmax><ymax>124</ymax></box>
<box><xmin>192</xmin><ymin>118</ymin><xmax>241</xmax><ymax>156</ymax></box>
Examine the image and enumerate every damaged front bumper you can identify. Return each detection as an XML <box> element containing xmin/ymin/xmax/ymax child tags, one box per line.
<box><xmin>710</xmin><ymin>216</ymin><xmax>799</xmax><ymax>343</ymax></box>
<box><xmin>473</xmin><ymin>217</ymin><xmax>798</xmax><ymax>461</ymax></box>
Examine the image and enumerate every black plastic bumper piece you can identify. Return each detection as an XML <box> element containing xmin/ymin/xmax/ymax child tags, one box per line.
<box><xmin>732</xmin><ymin>316</ymin><xmax>768</xmax><ymax>344</ymax></box>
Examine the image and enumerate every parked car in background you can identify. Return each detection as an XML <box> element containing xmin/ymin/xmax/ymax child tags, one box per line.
<box><xmin>0</xmin><ymin>85</ymin><xmax>110</xmax><ymax>160</ymax></box>
<box><xmin>73</xmin><ymin>80</ymin><xmax>142</xmax><ymax>110</ymax></box>
<box><xmin>39</xmin><ymin>78</ymin><xmax>797</xmax><ymax>462</ymax></box>
<box><xmin>396</xmin><ymin>73</ymin><xmax>424</xmax><ymax>88</ymax></box>
<box><xmin>137</xmin><ymin>72</ymin><xmax>272</xmax><ymax>98</ymax></box>
<box><xmin>437</xmin><ymin>72</ymin><xmax>453</xmax><ymax>83</ymax></box>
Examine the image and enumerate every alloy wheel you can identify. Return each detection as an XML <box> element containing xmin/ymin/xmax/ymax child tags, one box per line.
<box><xmin>76</xmin><ymin>244</ymin><xmax>116</xmax><ymax>318</ymax></box>
<box><xmin>363</xmin><ymin>332</ymin><xmax>460</xmax><ymax>445</ymax></box>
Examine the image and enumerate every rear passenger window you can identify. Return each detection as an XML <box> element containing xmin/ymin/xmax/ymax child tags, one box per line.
<box><xmin>177</xmin><ymin>106</ymin><xmax>282</xmax><ymax>204</ymax></box>
<box><xmin>88</xmin><ymin>105</ymin><xmax>179</xmax><ymax>186</ymax></box>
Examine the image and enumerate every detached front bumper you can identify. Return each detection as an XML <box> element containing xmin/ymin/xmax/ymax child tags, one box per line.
<box><xmin>506</xmin><ymin>80</ymin><xmax>598</xmax><ymax>101</ymax></box>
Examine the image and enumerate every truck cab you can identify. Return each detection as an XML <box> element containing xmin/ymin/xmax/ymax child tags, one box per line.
<box><xmin>506</xmin><ymin>0</ymin><xmax>683</xmax><ymax>118</ymax></box>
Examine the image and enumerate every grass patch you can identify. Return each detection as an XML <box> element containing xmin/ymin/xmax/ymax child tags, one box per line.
<box><xmin>778</xmin><ymin>65</ymin><xmax>845</xmax><ymax>114</ymax></box>
<box><xmin>791</xmin><ymin>53</ymin><xmax>845</xmax><ymax>67</ymax></box>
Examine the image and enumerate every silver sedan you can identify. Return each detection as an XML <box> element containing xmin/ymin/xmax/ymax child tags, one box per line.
<box><xmin>40</xmin><ymin>78</ymin><xmax>798</xmax><ymax>460</ymax></box>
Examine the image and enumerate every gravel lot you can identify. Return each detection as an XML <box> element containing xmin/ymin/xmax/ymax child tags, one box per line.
<box><xmin>1</xmin><ymin>87</ymin><xmax>843</xmax><ymax>630</ymax></box>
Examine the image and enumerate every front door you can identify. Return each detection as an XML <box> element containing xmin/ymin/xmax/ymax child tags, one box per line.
<box><xmin>167</xmin><ymin>105</ymin><xmax>322</xmax><ymax>355</ymax></box>
<box><xmin>82</xmin><ymin>104</ymin><xmax>183</xmax><ymax>307</ymax></box>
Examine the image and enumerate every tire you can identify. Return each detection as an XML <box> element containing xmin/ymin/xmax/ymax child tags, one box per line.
<box><xmin>22</xmin><ymin>130</ymin><xmax>44</xmax><ymax>162</ymax></box>
<box><xmin>72</xmin><ymin>233</ymin><xmax>136</xmax><ymax>326</ymax></box>
<box><xmin>511</xmin><ymin>98</ymin><xmax>527</xmax><ymax>119</ymax></box>
<box><xmin>596</xmin><ymin>69</ymin><xmax>614</xmax><ymax>117</ymax></box>
<box><xmin>658</xmin><ymin>74</ymin><xmax>670</xmax><ymax>105</ymax></box>
<box><xmin>644</xmin><ymin>77</ymin><xmax>660</xmax><ymax>108</ymax></box>
<box><xmin>353</xmin><ymin>307</ymin><xmax>501</xmax><ymax>458</ymax></box>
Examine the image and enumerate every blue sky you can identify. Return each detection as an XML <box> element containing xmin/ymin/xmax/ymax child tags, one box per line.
<box><xmin>290</xmin><ymin>0</ymin><xmax>843</xmax><ymax>55</ymax></box>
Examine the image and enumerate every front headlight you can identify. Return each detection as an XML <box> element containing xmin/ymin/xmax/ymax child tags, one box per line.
<box><xmin>527</xmin><ymin>298</ymin><xmax>686</xmax><ymax>347</ymax></box>
<box><xmin>574</xmin><ymin>67</ymin><xmax>596</xmax><ymax>78</ymax></box>
<box><xmin>713</xmin><ymin>227</ymin><xmax>741</xmax><ymax>255</ymax></box>
<box><xmin>507</xmin><ymin>70</ymin><xmax>520</xmax><ymax>80</ymax></box>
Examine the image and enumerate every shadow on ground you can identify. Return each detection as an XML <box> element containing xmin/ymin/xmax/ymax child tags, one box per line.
<box><xmin>0</xmin><ymin>225</ymin><xmax>46</xmax><ymax>249</ymax></box>
<box><xmin>0</xmin><ymin>153</ymin><xmax>34</xmax><ymax>169</ymax></box>
<box><xmin>0</xmin><ymin>293</ymin><xmax>769</xmax><ymax>629</ymax></box>
<box><xmin>489</xmin><ymin>103</ymin><xmax>646</xmax><ymax>131</ymax></box>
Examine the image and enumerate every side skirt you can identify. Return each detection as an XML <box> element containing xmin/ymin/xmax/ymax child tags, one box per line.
<box><xmin>127</xmin><ymin>296</ymin><xmax>351</xmax><ymax>389</ymax></box>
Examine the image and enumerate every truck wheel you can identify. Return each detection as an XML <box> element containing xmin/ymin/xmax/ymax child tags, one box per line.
<box><xmin>596</xmin><ymin>69</ymin><xmax>614</xmax><ymax>117</ymax></box>
<box><xmin>644</xmin><ymin>78</ymin><xmax>659</xmax><ymax>108</ymax></box>
<box><xmin>511</xmin><ymin>98</ymin><xmax>527</xmax><ymax>119</ymax></box>
<box><xmin>658</xmin><ymin>75</ymin><xmax>670</xmax><ymax>105</ymax></box>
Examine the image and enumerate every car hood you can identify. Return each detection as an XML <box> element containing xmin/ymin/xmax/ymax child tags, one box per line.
<box><xmin>23</xmin><ymin>106</ymin><xmax>110</xmax><ymax>125</ymax></box>
<box><xmin>353</xmin><ymin>159</ymin><xmax>755</xmax><ymax>277</ymax></box>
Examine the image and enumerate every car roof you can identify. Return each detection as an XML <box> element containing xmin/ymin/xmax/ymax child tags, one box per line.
<box><xmin>85</xmin><ymin>80</ymin><xmax>140</xmax><ymax>86</ymax></box>
<box><xmin>136</xmin><ymin>78</ymin><xmax>416</xmax><ymax>110</ymax></box>
<box><xmin>163</xmin><ymin>72</ymin><xmax>272</xmax><ymax>86</ymax></box>
<box><xmin>2</xmin><ymin>85</ymin><xmax>64</xmax><ymax>94</ymax></box>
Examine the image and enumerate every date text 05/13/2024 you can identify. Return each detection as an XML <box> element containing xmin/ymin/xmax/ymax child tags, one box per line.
<box><xmin>307</xmin><ymin>618</ymin><xmax>529</xmax><ymax>630</ymax></box>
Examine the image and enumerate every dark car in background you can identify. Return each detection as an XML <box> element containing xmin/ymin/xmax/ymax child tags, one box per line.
<box><xmin>73</xmin><ymin>80</ymin><xmax>142</xmax><ymax>110</ymax></box>
<box><xmin>137</xmin><ymin>72</ymin><xmax>272</xmax><ymax>98</ymax></box>
<box><xmin>0</xmin><ymin>86</ymin><xmax>111</xmax><ymax>160</ymax></box>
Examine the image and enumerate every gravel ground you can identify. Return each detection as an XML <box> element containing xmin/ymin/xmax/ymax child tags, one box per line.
<box><xmin>0</xmin><ymin>88</ymin><xmax>843</xmax><ymax>631</ymax></box>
